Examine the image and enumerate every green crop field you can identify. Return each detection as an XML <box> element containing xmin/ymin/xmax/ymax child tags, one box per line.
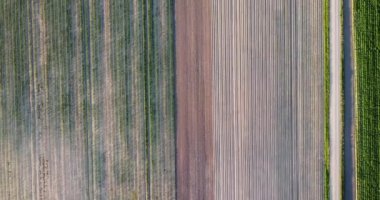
<box><xmin>353</xmin><ymin>0</ymin><xmax>380</xmax><ymax>199</ymax></box>
<box><xmin>0</xmin><ymin>0</ymin><xmax>175</xmax><ymax>199</ymax></box>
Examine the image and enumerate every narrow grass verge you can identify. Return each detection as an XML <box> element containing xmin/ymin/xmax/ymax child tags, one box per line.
<box><xmin>340</xmin><ymin>0</ymin><xmax>345</xmax><ymax>199</ymax></box>
<box><xmin>323</xmin><ymin>0</ymin><xmax>331</xmax><ymax>199</ymax></box>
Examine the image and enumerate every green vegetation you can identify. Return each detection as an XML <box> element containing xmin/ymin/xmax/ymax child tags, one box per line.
<box><xmin>353</xmin><ymin>0</ymin><xmax>380</xmax><ymax>199</ymax></box>
<box><xmin>144</xmin><ymin>0</ymin><xmax>176</xmax><ymax>198</ymax></box>
<box><xmin>323</xmin><ymin>0</ymin><xmax>331</xmax><ymax>199</ymax></box>
<box><xmin>0</xmin><ymin>0</ymin><xmax>175</xmax><ymax>199</ymax></box>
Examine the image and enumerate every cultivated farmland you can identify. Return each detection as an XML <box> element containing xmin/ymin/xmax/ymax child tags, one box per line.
<box><xmin>175</xmin><ymin>0</ymin><xmax>213</xmax><ymax>199</ymax></box>
<box><xmin>175</xmin><ymin>0</ymin><xmax>328</xmax><ymax>199</ymax></box>
<box><xmin>0</xmin><ymin>0</ymin><xmax>176</xmax><ymax>199</ymax></box>
<box><xmin>212</xmin><ymin>0</ymin><xmax>325</xmax><ymax>199</ymax></box>
<box><xmin>353</xmin><ymin>0</ymin><xmax>380</xmax><ymax>199</ymax></box>
<box><xmin>0</xmin><ymin>0</ymin><xmax>362</xmax><ymax>199</ymax></box>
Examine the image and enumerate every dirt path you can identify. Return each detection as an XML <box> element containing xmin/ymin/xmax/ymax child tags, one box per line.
<box><xmin>175</xmin><ymin>0</ymin><xmax>213</xmax><ymax>199</ymax></box>
<box><xmin>330</xmin><ymin>0</ymin><xmax>343</xmax><ymax>199</ymax></box>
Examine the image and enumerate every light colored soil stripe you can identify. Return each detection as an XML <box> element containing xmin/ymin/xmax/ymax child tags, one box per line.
<box><xmin>330</xmin><ymin>0</ymin><xmax>343</xmax><ymax>199</ymax></box>
<box><xmin>102</xmin><ymin>0</ymin><xmax>116</xmax><ymax>198</ymax></box>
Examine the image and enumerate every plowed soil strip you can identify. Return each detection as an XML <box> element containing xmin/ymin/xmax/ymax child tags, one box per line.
<box><xmin>213</xmin><ymin>0</ymin><xmax>325</xmax><ymax>199</ymax></box>
<box><xmin>175</xmin><ymin>0</ymin><xmax>213</xmax><ymax>199</ymax></box>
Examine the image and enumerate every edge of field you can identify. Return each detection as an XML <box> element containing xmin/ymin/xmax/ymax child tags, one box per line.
<box><xmin>340</xmin><ymin>0</ymin><xmax>345</xmax><ymax>199</ymax></box>
<box><xmin>324</xmin><ymin>0</ymin><xmax>331</xmax><ymax>199</ymax></box>
<box><xmin>351</xmin><ymin>0</ymin><xmax>358</xmax><ymax>197</ymax></box>
<box><xmin>352</xmin><ymin>0</ymin><xmax>380</xmax><ymax>199</ymax></box>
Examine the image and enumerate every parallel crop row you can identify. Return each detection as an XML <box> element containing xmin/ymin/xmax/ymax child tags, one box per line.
<box><xmin>0</xmin><ymin>0</ymin><xmax>175</xmax><ymax>199</ymax></box>
<box><xmin>354</xmin><ymin>0</ymin><xmax>380</xmax><ymax>199</ymax></box>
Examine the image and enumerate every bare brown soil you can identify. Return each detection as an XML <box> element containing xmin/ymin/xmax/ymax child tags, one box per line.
<box><xmin>175</xmin><ymin>0</ymin><xmax>213</xmax><ymax>199</ymax></box>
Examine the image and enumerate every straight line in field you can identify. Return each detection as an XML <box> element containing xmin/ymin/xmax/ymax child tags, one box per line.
<box><xmin>330</xmin><ymin>0</ymin><xmax>343</xmax><ymax>198</ymax></box>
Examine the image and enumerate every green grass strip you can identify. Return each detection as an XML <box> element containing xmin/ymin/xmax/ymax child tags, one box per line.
<box><xmin>324</xmin><ymin>0</ymin><xmax>331</xmax><ymax>199</ymax></box>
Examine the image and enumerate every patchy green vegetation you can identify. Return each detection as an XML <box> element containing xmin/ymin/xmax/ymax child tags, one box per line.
<box><xmin>324</xmin><ymin>0</ymin><xmax>331</xmax><ymax>199</ymax></box>
<box><xmin>353</xmin><ymin>0</ymin><xmax>380</xmax><ymax>199</ymax></box>
<box><xmin>340</xmin><ymin>0</ymin><xmax>345</xmax><ymax>199</ymax></box>
<box><xmin>0</xmin><ymin>0</ymin><xmax>175</xmax><ymax>199</ymax></box>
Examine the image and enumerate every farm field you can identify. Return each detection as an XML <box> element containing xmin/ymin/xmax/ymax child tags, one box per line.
<box><xmin>353</xmin><ymin>0</ymin><xmax>380</xmax><ymax>199</ymax></box>
<box><xmin>175</xmin><ymin>0</ymin><xmax>213</xmax><ymax>199</ymax></box>
<box><xmin>212</xmin><ymin>0</ymin><xmax>325</xmax><ymax>199</ymax></box>
<box><xmin>0</xmin><ymin>0</ymin><xmax>366</xmax><ymax>199</ymax></box>
<box><xmin>175</xmin><ymin>0</ymin><xmax>327</xmax><ymax>199</ymax></box>
<box><xmin>0</xmin><ymin>0</ymin><xmax>176</xmax><ymax>199</ymax></box>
